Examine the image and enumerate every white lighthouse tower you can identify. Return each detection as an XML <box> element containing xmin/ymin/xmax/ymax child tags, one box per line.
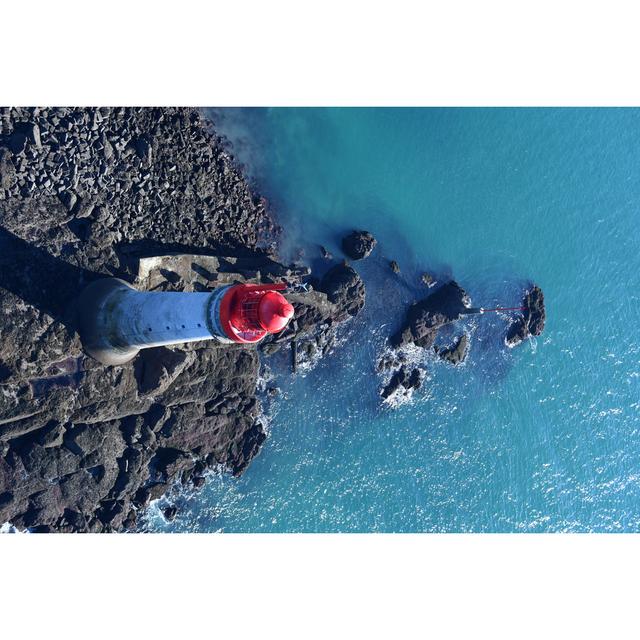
<box><xmin>76</xmin><ymin>277</ymin><xmax>295</xmax><ymax>365</ymax></box>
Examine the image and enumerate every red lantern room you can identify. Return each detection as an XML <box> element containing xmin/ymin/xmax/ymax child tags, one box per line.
<box><xmin>218</xmin><ymin>282</ymin><xmax>294</xmax><ymax>344</ymax></box>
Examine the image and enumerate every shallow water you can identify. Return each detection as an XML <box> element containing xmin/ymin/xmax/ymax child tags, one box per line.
<box><xmin>146</xmin><ymin>108</ymin><xmax>640</xmax><ymax>532</ymax></box>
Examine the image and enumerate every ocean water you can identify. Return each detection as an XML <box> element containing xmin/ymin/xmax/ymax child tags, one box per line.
<box><xmin>145</xmin><ymin>108</ymin><xmax>640</xmax><ymax>532</ymax></box>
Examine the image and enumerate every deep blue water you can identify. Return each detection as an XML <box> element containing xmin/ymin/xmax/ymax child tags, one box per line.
<box><xmin>146</xmin><ymin>108</ymin><xmax>640</xmax><ymax>532</ymax></box>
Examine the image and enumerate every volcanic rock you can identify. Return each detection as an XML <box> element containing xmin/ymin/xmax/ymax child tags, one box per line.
<box><xmin>0</xmin><ymin>148</ymin><xmax>16</xmax><ymax>190</ymax></box>
<box><xmin>134</xmin><ymin>347</ymin><xmax>191</xmax><ymax>395</ymax></box>
<box><xmin>58</xmin><ymin>190</ymin><xmax>77</xmax><ymax>211</ymax></box>
<box><xmin>341</xmin><ymin>230</ymin><xmax>376</xmax><ymax>260</ymax></box>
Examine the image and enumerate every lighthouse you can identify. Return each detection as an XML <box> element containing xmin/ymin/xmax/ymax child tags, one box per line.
<box><xmin>76</xmin><ymin>277</ymin><xmax>295</xmax><ymax>365</ymax></box>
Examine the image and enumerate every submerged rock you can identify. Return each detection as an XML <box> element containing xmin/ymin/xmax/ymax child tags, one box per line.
<box><xmin>421</xmin><ymin>272</ymin><xmax>437</xmax><ymax>288</ymax></box>
<box><xmin>341</xmin><ymin>230</ymin><xmax>376</xmax><ymax>260</ymax></box>
<box><xmin>162</xmin><ymin>505</ymin><xmax>177</xmax><ymax>522</ymax></box>
<box><xmin>505</xmin><ymin>285</ymin><xmax>546</xmax><ymax>347</ymax></box>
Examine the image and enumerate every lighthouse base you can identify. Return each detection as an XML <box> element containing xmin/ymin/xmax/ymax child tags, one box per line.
<box><xmin>75</xmin><ymin>277</ymin><xmax>141</xmax><ymax>365</ymax></box>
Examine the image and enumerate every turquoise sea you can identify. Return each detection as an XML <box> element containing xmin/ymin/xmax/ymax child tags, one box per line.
<box><xmin>146</xmin><ymin>108</ymin><xmax>640</xmax><ymax>532</ymax></box>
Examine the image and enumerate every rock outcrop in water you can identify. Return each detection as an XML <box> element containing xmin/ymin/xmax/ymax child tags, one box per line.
<box><xmin>505</xmin><ymin>285</ymin><xmax>546</xmax><ymax>347</ymax></box>
<box><xmin>317</xmin><ymin>263</ymin><xmax>366</xmax><ymax>320</ymax></box>
<box><xmin>380</xmin><ymin>365</ymin><xmax>423</xmax><ymax>401</ymax></box>
<box><xmin>434</xmin><ymin>333</ymin><xmax>469</xmax><ymax>366</ymax></box>
<box><xmin>379</xmin><ymin>280</ymin><xmax>471</xmax><ymax>403</ymax></box>
<box><xmin>0</xmin><ymin>107</ymin><xmax>359</xmax><ymax>532</ymax></box>
<box><xmin>341</xmin><ymin>230</ymin><xmax>376</xmax><ymax>260</ymax></box>
<box><xmin>390</xmin><ymin>281</ymin><xmax>470</xmax><ymax>349</ymax></box>
<box><xmin>380</xmin><ymin>279</ymin><xmax>545</xmax><ymax>403</ymax></box>
<box><xmin>378</xmin><ymin>280</ymin><xmax>470</xmax><ymax>403</ymax></box>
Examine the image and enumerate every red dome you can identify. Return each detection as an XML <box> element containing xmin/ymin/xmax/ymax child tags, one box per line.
<box><xmin>258</xmin><ymin>291</ymin><xmax>294</xmax><ymax>333</ymax></box>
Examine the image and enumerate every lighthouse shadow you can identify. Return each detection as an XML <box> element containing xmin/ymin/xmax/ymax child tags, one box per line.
<box><xmin>0</xmin><ymin>225</ymin><xmax>102</xmax><ymax>333</ymax></box>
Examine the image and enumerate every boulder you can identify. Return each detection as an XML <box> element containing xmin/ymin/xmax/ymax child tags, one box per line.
<box><xmin>341</xmin><ymin>230</ymin><xmax>376</xmax><ymax>260</ymax></box>
<box><xmin>58</xmin><ymin>190</ymin><xmax>77</xmax><ymax>211</ymax></box>
<box><xmin>391</xmin><ymin>281</ymin><xmax>470</xmax><ymax>349</ymax></box>
<box><xmin>134</xmin><ymin>347</ymin><xmax>190</xmax><ymax>395</ymax></box>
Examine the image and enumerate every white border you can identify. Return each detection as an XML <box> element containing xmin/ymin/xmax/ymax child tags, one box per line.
<box><xmin>1</xmin><ymin>534</ymin><xmax>638</xmax><ymax>638</ymax></box>
<box><xmin>3</xmin><ymin>0</ymin><xmax>640</xmax><ymax>105</ymax></box>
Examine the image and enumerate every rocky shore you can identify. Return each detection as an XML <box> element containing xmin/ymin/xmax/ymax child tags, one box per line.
<box><xmin>0</xmin><ymin>107</ymin><xmax>363</xmax><ymax>532</ymax></box>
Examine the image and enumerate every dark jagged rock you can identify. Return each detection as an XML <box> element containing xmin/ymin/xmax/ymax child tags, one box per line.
<box><xmin>162</xmin><ymin>505</ymin><xmax>177</xmax><ymax>522</ymax></box>
<box><xmin>380</xmin><ymin>281</ymin><xmax>469</xmax><ymax>403</ymax></box>
<box><xmin>134</xmin><ymin>347</ymin><xmax>190</xmax><ymax>395</ymax></box>
<box><xmin>258</xmin><ymin>263</ymin><xmax>367</xmax><ymax>373</ymax></box>
<box><xmin>320</xmin><ymin>245</ymin><xmax>332</xmax><ymax>260</ymax></box>
<box><xmin>506</xmin><ymin>285</ymin><xmax>546</xmax><ymax>347</ymax></box>
<box><xmin>58</xmin><ymin>190</ymin><xmax>77</xmax><ymax>211</ymax></box>
<box><xmin>381</xmin><ymin>365</ymin><xmax>423</xmax><ymax>400</ymax></box>
<box><xmin>317</xmin><ymin>263</ymin><xmax>366</xmax><ymax>321</ymax></box>
<box><xmin>391</xmin><ymin>281</ymin><xmax>470</xmax><ymax>349</ymax></box>
<box><xmin>435</xmin><ymin>333</ymin><xmax>468</xmax><ymax>365</ymax></box>
<box><xmin>0</xmin><ymin>148</ymin><xmax>16</xmax><ymax>190</ymax></box>
<box><xmin>390</xmin><ymin>260</ymin><xmax>400</xmax><ymax>274</ymax></box>
<box><xmin>341</xmin><ymin>230</ymin><xmax>376</xmax><ymax>260</ymax></box>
